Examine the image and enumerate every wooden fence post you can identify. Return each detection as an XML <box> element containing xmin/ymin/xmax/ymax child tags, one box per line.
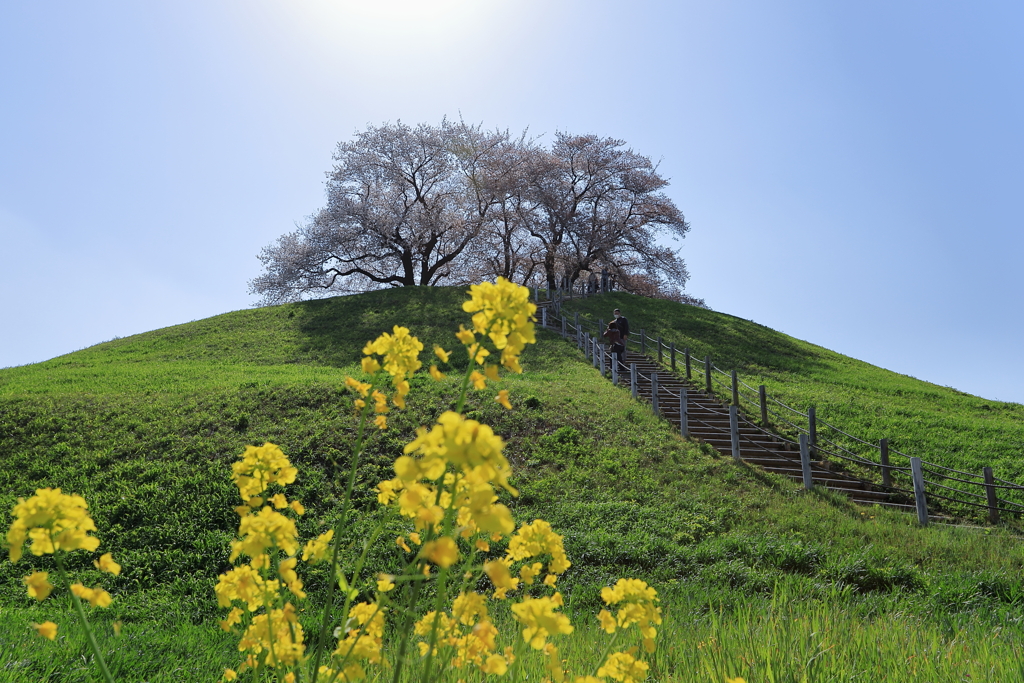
<box><xmin>630</xmin><ymin>363</ymin><xmax>638</xmax><ymax>400</ymax></box>
<box><xmin>808</xmin><ymin>406</ymin><xmax>817</xmax><ymax>459</ymax></box>
<box><xmin>759</xmin><ymin>385</ymin><xmax>768</xmax><ymax>426</ymax></box>
<box><xmin>658</xmin><ymin>336</ymin><xmax>663</xmax><ymax>364</ymax></box>
<box><xmin>705</xmin><ymin>356</ymin><xmax>712</xmax><ymax>395</ymax></box>
<box><xmin>983</xmin><ymin>466</ymin><xmax>1000</xmax><ymax>524</ymax></box>
<box><xmin>542</xmin><ymin>307</ymin><xmax>547</xmax><ymax>328</ymax></box>
<box><xmin>592</xmin><ymin>337</ymin><xmax>599</xmax><ymax>369</ymax></box>
<box><xmin>561</xmin><ymin>316</ymin><xmax>566</xmax><ymax>338</ymax></box>
<box><xmin>641</xmin><ymin>329</ymin><xmax>646</xmax><ymax>354</ymax></box>
<box><xmin>652</xmin><ymin>372</ymin><xmax>660</xmax><ymax>416</ymax></box>
<box><xmin>599</xmin><ymin>344</ymin><xmax>607</xmax><ymax>377</ymax></box>
<box><xmin>729</xmin><ymin>405</ymin><xmax>741</xmax><ymax>461</ymax></box>
<box><xmin>880</xmin><ymin>438</ymin><xmax>891</xmax><ymax>488</ymax></box>
<box><xmin>670</xmin><ymin>342</ymin><xmax>676</xmax><ymax>371</ymax></box>
<box><xmin>611</xmin><ymin>355</ymin><xmax>619</xmax><ymax>385</ymax></box>
<box><xmin>731</xmin><ymin>370</ymin><xmax>739</xmax><ymax>407</ymax></box>
<box><xmin>910</xmin><ymin>457</ymin><xmax>929</xmax><ymax>526</ymax></box>
<box><xmin>799</xmin><ymin>434</ymin><xmax>814</xmax><ymax>490</ymax></box>
<box><xmin>680</xmin><ymin>388</ymin><xmax>688</xmax><ymax>438</ymax></box>
<box><xmin>685</xmin><ymin>348</ymin><xmax>691</xmax><ymax>380</ymax></box>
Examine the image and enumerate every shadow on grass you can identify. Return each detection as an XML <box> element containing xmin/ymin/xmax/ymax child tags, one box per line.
<box><xmin>293</xmin><ymin>286</ymin><xmax>471</xmax><ymax>369</ymax></box>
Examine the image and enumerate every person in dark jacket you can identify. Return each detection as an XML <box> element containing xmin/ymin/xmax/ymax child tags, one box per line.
<box><xmin>603</xmin><ymin>320</ymin><xmax>625</xmax><ymax>371</ymax></box>
<box><xmin>613</xmin><ymin>308</ymin><xmax>630</xmax><ymax>341</ymax></box>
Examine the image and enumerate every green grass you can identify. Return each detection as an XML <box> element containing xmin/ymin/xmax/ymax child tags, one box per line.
<box><xmin>1</xmin><ymin>286</ymin><xmax>1023</xmax><ymax>680</ymax></box>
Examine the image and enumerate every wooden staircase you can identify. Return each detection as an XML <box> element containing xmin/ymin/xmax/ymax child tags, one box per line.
<box><xmin>615</xmin><ymin>350</ymin><xmax>921</xmax><ymax>513</ymax></box>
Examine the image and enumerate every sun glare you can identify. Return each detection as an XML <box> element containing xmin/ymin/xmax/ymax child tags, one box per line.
<box><xmin>297</xmin><ymin>0</ymin><xmax>498</xmax><ymax>40</ymax></box>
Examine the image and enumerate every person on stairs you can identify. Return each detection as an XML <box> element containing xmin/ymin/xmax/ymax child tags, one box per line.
<box><xmin>603</xmin><ymin>320</ymin><xmax>625</xmax><ymax>373</ymax></box>
<box><xmin>613</xmin><ymin>308</ymin><xmax>630</xmax><ymax>345</ymax></box>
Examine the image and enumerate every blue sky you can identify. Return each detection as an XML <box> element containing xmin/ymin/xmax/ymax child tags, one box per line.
<box><xmin>2</xmin><ymin>1</ymin><xmax>1022</xmax><ymax>401</ymax></box>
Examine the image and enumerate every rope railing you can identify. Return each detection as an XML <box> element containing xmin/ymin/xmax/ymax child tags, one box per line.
<box><xmin>544</xmin><ymin>306</ymin><xmax>1024</xmax><ymax>523</ymax></box>
<box><xmin>816</xmin><ymin>420</ymin><xmax>880</xmax><ymax>449</ymax></box>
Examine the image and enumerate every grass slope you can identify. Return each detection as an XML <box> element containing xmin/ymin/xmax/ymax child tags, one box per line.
<box><xmin>1</xmin><ymin>287</ymin><xmax>1022</xmax><ymax>680</ymax></box>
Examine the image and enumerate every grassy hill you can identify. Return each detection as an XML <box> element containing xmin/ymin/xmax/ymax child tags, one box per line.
<box><xmin>2</xmin><ymin>287</ymin><xmax>1023</xmax><ymax>681</ymax></box>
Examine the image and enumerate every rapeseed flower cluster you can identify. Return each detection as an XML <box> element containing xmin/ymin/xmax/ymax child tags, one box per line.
<box><xmin>217</xmin><ymin>443</ymin><xmax>310</xmax><ymax>677</ymax></box>
<box><xmin>462</xmin><ymin>277</ymin><xmax>537</xmax><ymax>374</ymax></box>
<box><xmin>598</xmin><ymin>578</ymin><xmax>663</xmax><ymax>653</ymax></box>
<box><xmin>413</xmin><ymin>592</ymin><xmax>512</xmax><ymax>675</ymax></box>
<box><xmin>6</xmin><ymin>487</ymin><xmax>120</xmax><ymax>656</ymax></box>
<box><xmin>361</xmin><ymin>324</ymin><xmax>423</xmax><ymax>410</ymax></box>
<box><xmin>231</xmin><ymin>443</ymin><xmax>298</xmax><ymax>502</ymax></box>
<box><xmin>7</xmin><ymin>487</ymin><xmax>101</xmax><ymax>562</ymax></box>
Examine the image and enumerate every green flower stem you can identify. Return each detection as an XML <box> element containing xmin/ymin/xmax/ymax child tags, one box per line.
<box><xmin>453</xmin><ymin>340</ymin><xmax>484</xmax><ymax>415</ymax></box>
<box><xmin>55</xmin><ymin>554</ymin><xmax>116</xmax><ymax>683</ymax></box>
<box><xmin>310</xmin><ymin>387</ymin><xmax>376</xmax><ymax>683</ymax></box>
<box><xmin>389</xmin><ymin>577</ymin><xmax>423</xmax><ymax>683</ymax></box>
<box><xmin>592</xmin><ymin>624</ymin><xmax>625</xmax><ymax>678</ymax></box>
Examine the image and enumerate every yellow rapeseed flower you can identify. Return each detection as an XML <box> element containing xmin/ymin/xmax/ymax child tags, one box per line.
<box><xmin>345</xmin><ymin>376</ymin><xmax>371</xmax><ymax>397</ymax></box>
<box><xmin>237</xmin><ymin>602</ymin><xmax>305</xmax><ymax>668</ymax></box>
<box><xmin>6</xmin><ymin>488</ymin><xmax>101</xmax><ymax>562</ymax></box>
<box><xmin>495</xmin><ymin>389</ymin><xmax>512</xmax><ymax>410</ymax></box>
<box><xmin>453</xmin><ymin>472</ymin><xmax>515</xmax><ymax>537</ymax></box>
<box><xmin>600</xmin><ymin>578</ymin><xmax>662</xmax><ymax>651</ymax></box>
<box><xmin>507</xmin><ymin>519</ymin><xmax>572</xmax><ymax>575</ymax></box>
<box><xmin>376</xmin><ymin>574</ymin><xmax>395</xmax><ymax>592</ymax></box>
<box><xmin>374</xmin><ymin>414</ymin><xmax>388</xmax><ymax>430</ymax></box>
<box><xmin>215</xmin><ymin>565</ymin><xmax>279</xmax><ymax>612</ymax></box>
<box><xmin>230</xmin><ymin>506</ymin><xmax>300</xmax><ymax>561</ymax></box>
<box><xmin>519</xmin><ymin>562</ymin><xmax>542</xmax><ymax>585</ymax></box>
<box><xmin>455</xmin><ymin>325</ymin><xmax>475</xmax><ymax>345</ymax></box>
<box><xmin>32</xmin><ymin>621</ymin><xmax>58</xmax><ymax>640</ymax></box>
<box><xmin>92</xmin><ymin>552</ymin><xmax>121</xmax><ymax>576</ymax></box>
<box><xmin>230</xmin><ymin>443</ymin><xmax>298</xmax><ymax>501</ymax></box>
<box><xmin>278</xmin><ymin>556</ymin><xmax>305</xmax><ymax>599</ymax></box>
<box><xmin>420</xmin><ymin>537</ymin><xmax>459</xmax><ymax>568</ymax></box>
<box><xmin>452</xmin><ymin>591</ymin><xmax>489</xmax><ymax>626</ymax></box>
<box><xmin>402</xmin><ymin>411</ymin><xmax>515</xmax><ymax>492</ymax></box>
<box><xmin>334</xmin><ymin>602</ymin><xmax>386</xmax><ymax>670</ymax></box>
<box><xmin>24</xmin><ymin>571</ymin><xmax>53</xmax><ymax>601</ymax></box>
<box><xmin>598</xmin><ymin>651</ymin><xmax>649</xmax><ymax>683</ymax></box>
<box><xmin>470</xmin><ymin>371</ymin><xmax>487</xmax><ymax>390</ymax></box>
<box><xmin>429</xmin><ymin>364</ymin><xmax>446</xmax><ymax>381</ymax></box>
<box><xmin>462</xmin><ymin>278</ymin><xmax>537</xmax><ymax>372</ymax></box>
<box><xmin>483</xmin><ymin>559</ymin><xmax>520</xmax><ymax>599</ymax></box>
<box><xmin>434</xmin><ymin>346</ymin><xmax>451</xmax><ymax>363</ymax></box>
<box><xmin>301</xmin><ymin>529</ymin><xmax>333</xmax><ymax>564</ymax></box>
<box><xmin>510</xmin><ymin>593</ymin><xmax>573</xmax><ymax>650</ymax></box>
<box><xmin>220</xmin><ymin>607</ymin><xmax>243</xmax><ymax>632</ymax></box>
<box><xmin>362</xmin><ymin>325</ymin><xmax>423</xmax><ymax>382</ymax></box>
<box><xmin>70</xmin><ymin>583</ymin><xmax>112</xmax><ymax>608</ymax></box>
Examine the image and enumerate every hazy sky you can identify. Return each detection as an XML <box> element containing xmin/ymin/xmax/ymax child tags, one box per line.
<box><xmin>2</xmin><ymin>1</ymin><xmax>1022</xmax><ymax>402</ymax></box>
